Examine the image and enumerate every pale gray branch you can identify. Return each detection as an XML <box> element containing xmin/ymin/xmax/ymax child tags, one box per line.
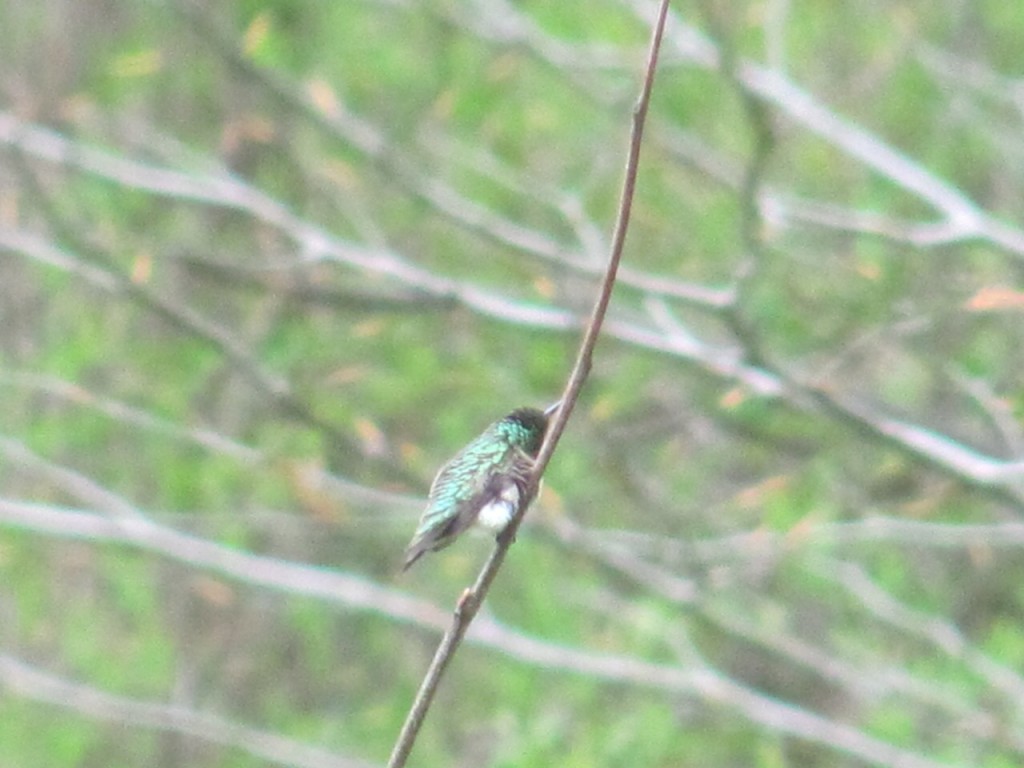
<box><xmin>0</xmin><ymin>499</ymin><xmax>963</xmax><ymax>768</ymax></box>
<box><xmin>811</xmin><ymin>557</ymin><xmax>1024</xmax><ymax>706</ymax></box>
<box><xmin>0</xmin><ymin>654</ymin><xmax>377</xmax><ymax>768</ymax></box>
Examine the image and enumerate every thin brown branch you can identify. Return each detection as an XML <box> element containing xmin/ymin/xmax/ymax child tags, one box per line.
<box><xmin>384</xmin><ymin>3</ymin><xmax>671</xmax><ymax>766</ymax></box>
<box><xmin>693</xmin><ymin>0</ymin><xmax>778</xmax><ymax>371</ymax></box>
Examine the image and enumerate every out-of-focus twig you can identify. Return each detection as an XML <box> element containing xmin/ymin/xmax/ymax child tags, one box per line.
<box><xmin>0</xmin><ymin>496</ymin><xmax>967</xmax><ymax>768</ymax></box>
<box><xmin>0</xmin><ymin>654</ymin><xmax>377</xmax><ymax>768</ymax></box>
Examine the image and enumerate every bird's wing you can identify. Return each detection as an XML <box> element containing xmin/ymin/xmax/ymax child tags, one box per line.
<box><xmin>402</xmin><ymin>435</ymin><xmax>515</xmax><ymax>569</ymax></box>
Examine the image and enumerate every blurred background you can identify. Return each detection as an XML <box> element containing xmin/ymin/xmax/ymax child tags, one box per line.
<box><xmin>2</xmin><ymin>1</ymin><xmax>1024</xmax><ymax>766</ymax></box>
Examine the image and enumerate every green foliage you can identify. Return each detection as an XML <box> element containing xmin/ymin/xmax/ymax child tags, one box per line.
<box><xmin>984</xmin><ymin>618</ymin><xmax>1024</xmax><ymax>669</ymax></box>
<box><xmin>0</xmin><ymin>702</ymin><xmax>103</xmax><ymax>768</ymax></box>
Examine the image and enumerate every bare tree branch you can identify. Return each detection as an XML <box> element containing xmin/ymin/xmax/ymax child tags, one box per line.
<box><xmin>0</xmin><ymin>653</ymin><xmax>378</xmax><ymax>768</ymax></box>
<box><xmin>547</xmin><ymin>514</ymin><xmax>1024</xmax><ymax>754</ymax></box>
<box><xmin>810</xmin><ymin>557</ymin><xmax>1024</xmax><ymax>704</ymax></box>
<box><xmin>0</xmin><ymin>497</ymin><xmax>971</xmax><ymax>768</ymax></box>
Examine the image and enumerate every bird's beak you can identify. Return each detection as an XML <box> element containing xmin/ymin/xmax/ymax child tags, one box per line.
<box><xmin>543</xmin><ymin>400</ymin><xmax>562</xmax><ymax>417</ymax></box>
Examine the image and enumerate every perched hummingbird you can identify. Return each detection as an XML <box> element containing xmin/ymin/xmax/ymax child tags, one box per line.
<box><xmin>402</xmin><ymin>402</ymin><xmax>559</xmax><ymax>571</ymax></box>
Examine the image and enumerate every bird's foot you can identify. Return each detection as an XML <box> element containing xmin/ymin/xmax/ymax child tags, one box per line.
<box><xmin>496</xmin><ymin>525</ymin><xmax>517</xmax><ymax>547</ymax></box>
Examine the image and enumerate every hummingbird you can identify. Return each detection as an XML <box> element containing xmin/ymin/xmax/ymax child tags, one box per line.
<box><xmin>402</xmin><ymin>402</ymin><xmax>560</xmax><ymax>571</ymax></box>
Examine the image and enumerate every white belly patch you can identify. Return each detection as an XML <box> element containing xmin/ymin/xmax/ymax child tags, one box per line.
<box><xmin>476</xmin><ymin>483</ymin><xmax>520</xmax><ymax>531</ymax></box>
